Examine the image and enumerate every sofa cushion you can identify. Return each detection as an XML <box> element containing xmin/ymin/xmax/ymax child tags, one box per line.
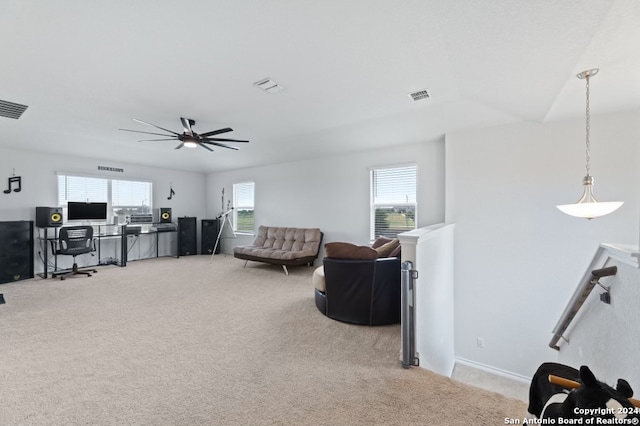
<box><xmin>324</xmin><ymin>242</ymin><xmax>378</xmax><ymax>260</ymax></box>
<box><xmin>312</xmin><ymin>266</ymin><xmax>325</xmax><ymax>292</ymax></box>
<box><xmin>372</xmin><ymin>236</ymin><xmax>401</xmax><ymax>258</ymax></box>
<box><xmin>234</xmin><ymin>226</ymin><xmax>323</xmax><ymax>262</ymax></box>
<box><xmin>251</xmin><ymin>226</ymin><xmax>322</xmax><ymax>253</ymax></box>
<box><xmin>372</xmin><ymin>236</ymin><xmax>393</xmax><ymax>249</ymax></box>
<box><xmin>374</xmin><ymin>238</ymin><xmax>400</xmax><ymax>258</ymax></box>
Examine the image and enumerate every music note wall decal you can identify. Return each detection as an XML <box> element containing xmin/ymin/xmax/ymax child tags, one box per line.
<box><xmin>3</xmin><ymin>176</ymin><xmax>21</xmax><ymax>194</ymax></box>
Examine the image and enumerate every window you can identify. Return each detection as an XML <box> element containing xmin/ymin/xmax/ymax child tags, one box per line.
<box><xmin>233</xmin><ymin>181</ymin><xmax>254</xmax><ymax>234</ymax></box>
<box><xmin>111</xmin><ymin>179</ymin><xmax>152</xmax><ymax>223</ymax></box>
<box><xmin>370</xmin><ymin>165</ymin><xmax>417</xmax><ymax>239</ymax></box>
<box><xmin>58</xmin><ymin>174</ymin><xmax>152</xmax><ymax>223</ymax></box>
<box><xmin>58</xmin><ymin>175</ymin><xmax>107</xmax><ymax>203</ymax></box>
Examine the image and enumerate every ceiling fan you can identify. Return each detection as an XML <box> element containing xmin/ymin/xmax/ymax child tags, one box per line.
<box><xmin>119</xmin><ymin>117</ymin><xmax>249</xmax><ymax>152</ymax></box>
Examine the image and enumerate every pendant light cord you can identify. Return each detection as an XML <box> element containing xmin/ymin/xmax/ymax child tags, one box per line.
<box><xmin>585</xmin><ymin>74</ymin><xmax>591</xmax><ymax>176</ymax></box>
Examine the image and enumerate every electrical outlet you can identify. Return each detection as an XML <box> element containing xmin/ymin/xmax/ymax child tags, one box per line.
<box><xmin>476</xmin><ymin>337</ymin><xmax>486</xmax><ymax>349</ymax></box>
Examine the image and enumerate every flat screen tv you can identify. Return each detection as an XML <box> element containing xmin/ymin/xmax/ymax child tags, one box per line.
<box><xmin>67</xmin><ymin>202</ymin><xmax>108</xmax><ymax>221</ymax></box>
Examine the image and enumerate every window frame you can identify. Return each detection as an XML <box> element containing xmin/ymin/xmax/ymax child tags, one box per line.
<box><xmin>57</xmin><ymin>172</ymin><xmax>153</xmax><ymax>224</ymax></box>
<box><xmin>232</xmin><ymin>181</ymin><xmax>255</xmax><ymax>235</ymax></box>
<box><xmin>370</xmin><ymin>164</ymin><xmax>418</xmax><ymax>241</ymax></box>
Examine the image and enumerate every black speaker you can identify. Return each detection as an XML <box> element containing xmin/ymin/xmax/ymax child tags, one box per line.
<box><xmin>0</xmin><ymin>221</ymin><xmax>34</xmax><ymax>284</ymax></box>
<box><xmin>178</xmin><ymin>217</ymin><xmax>197</xmax><ymax>256</ymax></box>
<box><xmin>36</xmin><ymin>206</ymin><xmax>63</xmax><ymax>227</ymax></box>
<box><xmin>160</xmin><ymin>207</ymin><xmax>172</xmax><ymax>223</ymax></box>
<box><xmin>201</xmin><ymin>219</ymin><xmax>220</xmax><ymax>255</ymax></box>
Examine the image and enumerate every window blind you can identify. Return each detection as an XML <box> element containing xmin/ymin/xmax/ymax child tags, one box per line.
<box><xmin>233</xmin><ymin>182</ymin><xmax>255</xmax><ymax>233</ymax></box>
<box><xmin>57</xmin><ymin>173</ymin><xmax>152</xmax><ymax>223</ymax></box>
<box><xmin>371</xmin><ymin>165</ymin><xmax>417</xmax><ymax>239</ymax></box>
<box><xmin>112</xmin><ymin>179</ymin><xmax>151</xmax><ymax>207</ymax></box>
<box><xmin>58</xmin><ymin>175</ymin><xmax>108</xmax><ymax>204</ymax></box>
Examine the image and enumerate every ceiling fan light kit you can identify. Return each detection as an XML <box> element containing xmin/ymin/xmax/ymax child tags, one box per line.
<box><xmin>556</xmin><ymin>68</ymin><xmax>623</xmax><ymax>220</ymax></box>
<box><xmin>183</xmin><ymin>139</ymin><xmax>198</xmax><ymax>148</ymax></box>
<box><xmin>119</xmin><ymin>117</ymin><xmax>249</xmax><ymax>152</ymax></box>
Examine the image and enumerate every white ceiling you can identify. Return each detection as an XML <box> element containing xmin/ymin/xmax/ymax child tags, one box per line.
<box><xmin>1</xmin><ymin>0</ymin><xmax>639</xmax><ymax>173</ymax></box>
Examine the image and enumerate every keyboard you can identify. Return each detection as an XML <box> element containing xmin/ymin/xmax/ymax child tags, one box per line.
<box><xmin>152</xmin><ymin>223</ymin><xmax>177</xmax><ymax>232</ymax></box>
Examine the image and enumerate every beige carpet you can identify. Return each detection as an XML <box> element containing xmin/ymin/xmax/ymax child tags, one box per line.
<box><xmin>0</xmin><ymin>255</ymin><xmax>526</xmax><ymax>425</ymax></box>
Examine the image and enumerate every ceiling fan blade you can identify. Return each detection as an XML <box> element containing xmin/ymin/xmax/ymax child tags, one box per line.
<box><xmin>123</xmin><ymin>118</ymin><xmax>244</xmax><ymax>154</ymax></box>
<box><xmin>201</xmin><ymin>141</ymin><xmax>239</xmax><ymax>150</ymax></box>
<box><xmin>119</xmin><ymin>129</ymin><xmax>176</xmax><ymax>137</ymax></box>
<box><xmin>180</xmin><ymin>117</ymin><xmax>194</xmax><ymax>136</ymax></box>
<box><xmin>132</xmin><ymin>118</ymin><xmax>181</xmax><ymax>136</ymax></box>
<box><xmin>203</xmin><ymin>137</ymin><xmax>249</xmax><ymax>143</ymax></box>
<box><xmin>199</xmin><ymin>127</ymin><xmax>233</xmax><ymax>137</ymax></box>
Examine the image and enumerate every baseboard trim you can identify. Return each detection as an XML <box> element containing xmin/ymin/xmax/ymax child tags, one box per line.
<box><xmin>455</xmin><ymin>357</ymin><xmax>531</xmax><ymax>384</ymax></box>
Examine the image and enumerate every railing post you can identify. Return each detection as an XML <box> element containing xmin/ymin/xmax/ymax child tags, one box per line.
<box><xmin>401</xmin><ymin>261</ymin><xmax>419</xmax><ymax>368</ymax></box>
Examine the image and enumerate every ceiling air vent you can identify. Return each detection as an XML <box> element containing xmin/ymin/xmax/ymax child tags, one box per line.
<box><xmin>0</xmin><ymin>99</ymin><xmax>28</xmax><ymax>119</ymax></box>
<box><xmin>254</xmin><ymin>78</ymin><xmax>285</xmax><ymax>94</ymax></box>
<box><xmin>408</xmin><ymin>89</ymin><xmax>430</xmax><ymax>102</ymax></box>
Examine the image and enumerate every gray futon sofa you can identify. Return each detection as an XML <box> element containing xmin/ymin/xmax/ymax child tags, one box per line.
<box><xmin>233</xmin><ymin>225</ymin><xmax>323</xmax><ymax>275</ymax></box>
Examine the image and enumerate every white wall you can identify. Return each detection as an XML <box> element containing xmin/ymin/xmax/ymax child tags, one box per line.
<box><xmin>446</xmin><ymin>109</ymin><xmax>640</xmax><ymax>379</ymax></box>
<box><xmin>558</xmin><ymin>256</ymin><xmax>640</xmax><ymax>388</ymax></box>
<box><xmin>399</xmin><ymin>223</ymin><xmax>456</xmax><ymax>377</ymax></box>
<box><xmin>206</xmin><ymin>139</ymin><xmax>445</xmax><ymax>256</ymax></box>
<box><xmin>0</xmin><ymin>146</ymin><xmax>207</xmax><ymax>272</ymax></box>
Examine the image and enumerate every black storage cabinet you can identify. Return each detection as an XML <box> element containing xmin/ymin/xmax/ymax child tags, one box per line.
<box><xmin>0</xmin><ymin>221</ymin><xmax>34</xmax><ymax>284</ymax></box>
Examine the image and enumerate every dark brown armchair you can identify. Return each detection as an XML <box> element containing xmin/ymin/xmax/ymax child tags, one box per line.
<box><xmin>314</xmin><ymin>240</ymin><xmax>401</xmax><ymax>326</ymax></box>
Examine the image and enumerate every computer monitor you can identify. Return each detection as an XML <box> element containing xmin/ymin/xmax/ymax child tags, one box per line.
<box><xmin>67</xmin><ymin>202</ymin><xmax>108</xmax><ymax>221</ymax></box>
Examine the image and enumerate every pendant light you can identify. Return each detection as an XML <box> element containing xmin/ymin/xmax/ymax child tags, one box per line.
<box><xmin>556</xmin><ymin>69</ymin><xmax>623</xmax><ymax>219</ymax></box>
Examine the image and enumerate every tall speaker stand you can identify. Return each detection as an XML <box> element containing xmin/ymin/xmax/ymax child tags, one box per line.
<box><xmin>210</xmin><ymin>208</ymin><xmax>236</xmax><ymax>263</ymax></box>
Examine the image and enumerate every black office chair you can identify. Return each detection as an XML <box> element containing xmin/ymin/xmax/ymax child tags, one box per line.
<box><xmin>54</xmin><ymin>226</ymin><xmax>97</xmax><ymax>280</ymax></box>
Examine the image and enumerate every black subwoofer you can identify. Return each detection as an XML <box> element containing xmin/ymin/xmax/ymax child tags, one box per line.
<box><xmin>0</xmin><ymin>221</ymin><xmax>34</xmax><ymax>284</ymax></box>
<box><xmin>201</xmin><ymin>219</ymin><xmax>220</xmax><ymax>255</ymax></box>
<box><xmin>178</xmin><ymin>217</ymin><xmax>197</xmax><ymax>256</ymax></box>
<box><xmin>35</xmin><ymin>206</ymin><xmax>63</xmax><ymax>227</ymax></box>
